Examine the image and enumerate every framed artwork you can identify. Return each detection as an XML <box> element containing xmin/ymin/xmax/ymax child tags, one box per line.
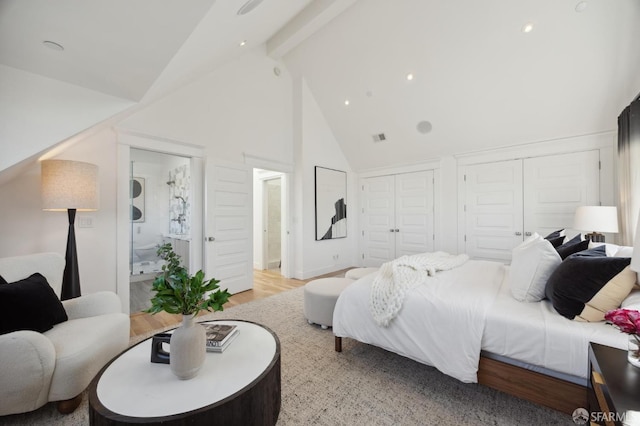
<box><xmin>130</xmin><ymin>177</ymin><xmax>145</xmax><ymax>222</ymax></box>
<box><xmin>315</xmin><ymin>166</ymin><xmax>347</xmax><ymax>240</ymax></box>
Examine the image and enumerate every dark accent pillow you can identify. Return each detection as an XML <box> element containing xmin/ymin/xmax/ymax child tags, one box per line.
<box><xmin>545</xmin><ymin>256</ymin><xmax>635</xmax><ymax>321</ymax></box>
<box><xmin>556</xmin><ymin>234</ymin><xmax>590</xmax><ymax>259</ymax></box>
<box><xmin>568</xmin><ymin>245</ymin><xmax>606</xmax><ymax>258</ymax></box>
<box><xmin>0</xmin><ymin>273</ymin><xmax>68</xmax><ymax>335</ymax></box>
<box><xmin>0</xmin><ymin>275</ymin><xmax>7</xmax><ymax>285</ymax></box>
<box><xmin>544</xmin><ymin>229</ymin><xmax>566</xmax><ymax>248</ymax></box>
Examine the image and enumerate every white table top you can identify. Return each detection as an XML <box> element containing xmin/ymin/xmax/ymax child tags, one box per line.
<box><xmin>96</xmin><ymin>320</ymin><xmax>277</xmax><ymax>418</ymax></box>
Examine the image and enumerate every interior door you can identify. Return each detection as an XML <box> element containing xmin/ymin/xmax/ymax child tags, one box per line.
<box><xmin>205</xmin><ymin>162</ymin><xmax>253</xmax><ymax>294</ymax></box>
<box><xmin>361</xmin><ymin>175</ymin><xmax>395</xmax><ymax>266</ymax></box>
<box><xmin>463</xmin><ymin>160</ymin><xmax>523</xmax><ymax>261</ymax></box>
<box><xmin>524</xmin><ymin>150</ymin><xmax>599</xmax><ymax>238</ymax></box>
<box><xmin>395</xmin><ymin>170</ymin><xmax>435</xmax><ymax>257</ymax></box>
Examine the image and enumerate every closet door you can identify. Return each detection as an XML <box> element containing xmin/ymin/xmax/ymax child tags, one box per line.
<box><xmin>362</xmin><ymin>175</ymin><xmax>395</xmax><ymax>266</ymax></box>
<box><xmin>361</xmin><ymin>171</ymin><xmax>435</xmax><ymax>266</ymax></box>
<box><xmin>523</xmin><ymin>150</ymin><xmax>599</xmax><ymax>237</ymax></box>
<box><xmin>395</xmin><ymin>170</ymin><xmax>435</xmax><ymax>257</ymax></box>
<box><xmin>463</xmin><ymin>160</ymin><xmax>523</xmax><ymax>262</ymax></box>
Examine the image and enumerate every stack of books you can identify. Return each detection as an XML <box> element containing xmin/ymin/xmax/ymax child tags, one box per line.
<box><xmin>204</xmin><ymin>324</ymin><xmax>239</xmax><ymax>353</ymax></box>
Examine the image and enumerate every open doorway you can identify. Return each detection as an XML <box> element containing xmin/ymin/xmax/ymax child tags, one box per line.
<box><xmin>253</xmin><ymin>169</ymin><xmax>287</xmax><ymax>276</ymax></box>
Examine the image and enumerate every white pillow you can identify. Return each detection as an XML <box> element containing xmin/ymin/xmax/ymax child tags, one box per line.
<box><xmin>509</xmin><ymin>236</ymin><xmax>562</xmax><ymax>302</ymax></box>
<box><xmin>622</xmin><ymin>289</ymin><xmax>640</xmax><ymax>310</ymax></box>
<box><xmin>613</xmin><ymin>245</ymin><xmax>633</xmax><ymax>258</ymax></box>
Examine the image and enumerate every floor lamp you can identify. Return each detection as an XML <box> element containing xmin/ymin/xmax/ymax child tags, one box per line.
<box><xmin>41</xmin><ymin>160</ymin><xmax>99</xmax><ymax>300</ymax></box>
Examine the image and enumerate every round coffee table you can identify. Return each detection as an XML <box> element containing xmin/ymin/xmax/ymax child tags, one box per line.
<box><xmin>88</xmin><ymin>320</ymin><xmax>280</xmax><ymax>425</ymax></box>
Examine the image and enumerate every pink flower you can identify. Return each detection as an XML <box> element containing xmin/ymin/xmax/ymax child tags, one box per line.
<box><xmin>605</xmin><ymin>308</ymin><xmax>640</xmax><ymax>335</ymax></box>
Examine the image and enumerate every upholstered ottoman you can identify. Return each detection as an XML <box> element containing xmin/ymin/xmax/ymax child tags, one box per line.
<box><xmin>345</xmin><ymin>267</ymin><xmax>379</xmax><ymax>280</ymax></box>
<box><xmin>303</xmin><ymin>278</ymin><xmax>354</xmax><ymax>329</ymax></box>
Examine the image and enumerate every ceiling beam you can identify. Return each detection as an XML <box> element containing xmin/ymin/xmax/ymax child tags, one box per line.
<box><xmin>266</xmin><ymin>0</ymin><xmax>358</xmax><ymax>59</ymax></box>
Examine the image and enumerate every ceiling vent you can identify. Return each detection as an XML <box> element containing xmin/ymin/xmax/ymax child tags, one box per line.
<box><xmin>372</xmin><ymin>133</ymin><xmax>387</xmax><ymax>143</ymax></box>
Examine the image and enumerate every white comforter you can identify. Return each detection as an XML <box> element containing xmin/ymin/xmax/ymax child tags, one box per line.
<box><xmin>333</xmin><ymin>260</ymin><xmax>505</xmax><ymax>383</ymax></box>
<box><xmin>334</xmin><ymin>262</ymin><xmax>630</xmax><ymax>383</ymax></box>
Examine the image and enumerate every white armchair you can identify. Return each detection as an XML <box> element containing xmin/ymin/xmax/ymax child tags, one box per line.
<box><xmin>0</xmin><ymin>253</ymin><xmax>130</xmax><ymax>416</ymax></box>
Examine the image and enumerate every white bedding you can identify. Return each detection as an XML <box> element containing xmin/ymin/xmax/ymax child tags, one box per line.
<box><xmin>483</xmin><ymin>266</ymin><xmax>628</xmax><ymax>379</ymax></box>
<box><xmin>333</xmin><ymin>260</ymin><xmax>505</xmax><ymax>383</ymax></box>
<box><xmin>333</xmin><ymin>261</ymin><xmax>630</xmax><ymax>384</ymax></box>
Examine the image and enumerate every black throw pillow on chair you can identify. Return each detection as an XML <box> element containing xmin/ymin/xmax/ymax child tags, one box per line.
<box><xmin>0</xmin><ymin>273</ymin><xmax>68</xmax><ymax>335</ymax></box>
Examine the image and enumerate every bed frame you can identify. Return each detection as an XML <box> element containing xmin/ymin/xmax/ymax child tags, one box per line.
<box><xmin>334</xmin><ymin>336</ymin><xmax>586</xmax><ymax>415</ymax></box>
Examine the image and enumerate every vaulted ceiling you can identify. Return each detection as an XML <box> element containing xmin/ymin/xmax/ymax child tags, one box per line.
<box><xmin>1</xmin><ymin>0</ymin><xmax>639</xmax><ymax>175</ymax></box>
<box><xmin>282</xmin><ymin>0</ymin><xmax>640</xmax><ymax>170</ymax></box>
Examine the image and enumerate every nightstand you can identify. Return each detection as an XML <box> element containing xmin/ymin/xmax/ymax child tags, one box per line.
<box><xmin>588</xmin><ymin>343</ymin><xmax>640</xmax><ymax>426</ymax></box>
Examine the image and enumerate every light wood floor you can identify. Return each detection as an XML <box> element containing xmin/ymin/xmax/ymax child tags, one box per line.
<box><xmin>129</xmin><ymin>268</ymin><xmax>350</xmax><ymax>338</ymax></box>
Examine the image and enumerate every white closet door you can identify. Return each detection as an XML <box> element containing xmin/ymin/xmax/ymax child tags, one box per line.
<box><xmin>361</xmin><ymin>175</ymin><xmax>395</xmax><ymax>266</ymax></box>
<box><xmin>524</xmin><ymin>150</ymin><xmax>599</xmax><ymax>238</ymax></box>
<box><xmin>205</xmin><ymin>163</ymin><xmax>253</xmax><ymax>294</ymax></box>
<box><xmin>463</xmin><ymin>160</ymin><xmax>523</xmax><ymax>261</ymax></box>
<box><xmin>395</xmin><ymin>170</ymin><xmax>435</xmax><ymax>257</ymax></box>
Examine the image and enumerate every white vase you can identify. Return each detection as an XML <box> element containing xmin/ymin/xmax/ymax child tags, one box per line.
<box><xmin>170</xmin><ymin>313</ymin><xmax>206</xmax><ymax>380</ymax></box>
<box><xmin>628</xmin><ymin>334</ymin><xmax>640</xmax><ymax>368</ymax></box>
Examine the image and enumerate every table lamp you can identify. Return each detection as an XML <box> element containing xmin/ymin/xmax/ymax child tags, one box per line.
<box><xmin>573</xmin><ymin>206</ymin><xmax>619</xmax><ymax>243</ymax></box>
<box><xmin>41</xmin><ymin>160</ymin><xmax>99</xmax><ymax>300</ymax></box>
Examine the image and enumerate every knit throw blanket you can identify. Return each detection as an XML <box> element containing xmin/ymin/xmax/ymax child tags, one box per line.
<box><xmin>370</xmin><ymin>252</ymin><xmax>469</xmax><ymax>327</ymax></box>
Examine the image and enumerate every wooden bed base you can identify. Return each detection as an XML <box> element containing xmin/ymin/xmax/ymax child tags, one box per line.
<box><xmin>334</xmin><ymin>336</ymin><xmax>586</xmax><ymax>415</ymax></box>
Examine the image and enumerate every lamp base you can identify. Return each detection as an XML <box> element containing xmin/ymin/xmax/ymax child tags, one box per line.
<box><xmin>586</xmin><ymin>232</ymin><xmax>605</xmax><ymax>243</ymax></box>
<box><xmin>61</xmin><ymin>209</ymin><xmax>81</xmax><ymax>300</ymax></box>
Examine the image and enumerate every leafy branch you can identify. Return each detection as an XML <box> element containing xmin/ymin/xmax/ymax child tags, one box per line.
<box><xmin>146</xmin><ymin>243</ymin><xmax>230</xmax><ymax>316</ymax></box>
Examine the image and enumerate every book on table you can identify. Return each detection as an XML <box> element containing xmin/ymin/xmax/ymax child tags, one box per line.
<box><xmin>204</xmin><ymin>324</ymin><xmax>239</xmax><ymax>352</ymax></box>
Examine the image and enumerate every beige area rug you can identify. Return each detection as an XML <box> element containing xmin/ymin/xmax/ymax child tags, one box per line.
<box><xmin>1</xmin><ymin>287</ymin><xmax>570</xmax><ymax>425</ymax></box>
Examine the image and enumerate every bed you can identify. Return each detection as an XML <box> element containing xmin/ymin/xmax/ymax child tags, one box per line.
<box><xmin>333</xmin><ymin>242</ymin><xmax>637</xmax><ymax>414</ymax></box>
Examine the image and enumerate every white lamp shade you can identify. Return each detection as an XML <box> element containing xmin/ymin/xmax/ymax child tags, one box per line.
<box><xmin>573</xmin><ymin>206</ymin><xmax>619</xmax><ymax>233</ymax></box>
<box><xmin>41</xmin><ymin>160</ymin><xmax>99</xmax><ymax>211</ymax></box>
<box><xmin>632</xmin><ymin>211</ymin><xmax>640</xmax><ymax>273</ymax></box>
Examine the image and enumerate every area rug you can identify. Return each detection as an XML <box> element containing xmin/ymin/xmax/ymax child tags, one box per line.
<box><xmin>1</xmin><ymin>287</ymin><xmax>570</xmax><ymax>425</ymax></box>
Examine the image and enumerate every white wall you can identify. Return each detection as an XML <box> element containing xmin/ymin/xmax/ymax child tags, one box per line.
<box><xmin>119</xmin><ymin>47</ymin><xmax>294</xmax><ymax>167</ymax></box>
<box><xmin>0</xmin><ymin>128</ymin><xmax>119</xmax><ymax>295</ymax></box>
<box><xmin>293</xmin><ymin>78</ymin><xmax>357</xmax><ymax>279</ymax></box>
<box><xmin>0</xmin><ymin>65</ymin><xmax>134</xmax><ymax>173</ymax></box>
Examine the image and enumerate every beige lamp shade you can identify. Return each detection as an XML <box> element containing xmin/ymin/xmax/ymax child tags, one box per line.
<box><xmin>41</xmin><ymin>160</ymin><xmax>99</xmax><ymax>211</ymax></box>
<box><xmin>573</xmin><ymin>206</ymin><xmax>619</xmax><ymax>233</ymax></box>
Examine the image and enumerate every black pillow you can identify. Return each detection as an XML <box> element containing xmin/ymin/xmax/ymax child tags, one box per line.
<box><xmin>0</xmin><ymin>275</ymin><xmax>7</xmax><ymax>285</ymax></box>
<box><xmin>556</xmin><ymin>234</ymin><xmax>590</xmax><ymax>259</ymax></box>
<box><xmin>0</xmin><ymin>273</ymin><xmax>68</xmax><ymax>335</ymax></box>
<box><xmin>545</xmin><ymin>256</ymin><xmax>634</xmax><ymax>321</ymax></box>
<box><xmin>544</xmin><ymin>229</ymin><xmax>566</xmax><ymax>248</ymax></box>
<box><xmin>568</xmin><ymin>245</ymin><xmax>606</xmax><ymax>258</ymax></box>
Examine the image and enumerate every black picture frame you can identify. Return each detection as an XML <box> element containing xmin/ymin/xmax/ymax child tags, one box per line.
<box><xmin>314</xmin><ymin>166</ymin><xmax>347</xmax><ymax>240</ymax></box>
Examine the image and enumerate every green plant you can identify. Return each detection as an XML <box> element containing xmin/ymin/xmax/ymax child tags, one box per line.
<box><xmin>146</xmin><ymin>243</ymin><xmax>231</xmax><ymax>316</ymax></box>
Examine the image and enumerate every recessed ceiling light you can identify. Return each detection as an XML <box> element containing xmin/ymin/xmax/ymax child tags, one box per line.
<box><xmin>575</xmin><ymin>1</ymin><xmax>588</xmax><ymax>12</ymax></box>
<box><xmin>43</xmin><ymin>40</ymin><xmax>64</xmax><ymax>51</ymax></box>
<box><xmin>522</xmin><ymin>23</ymin><xmax>534</xmax><ymax>33</ymax></box>
<box><xmin>406</xmin><ymin>73</ymin><xmax>414</xmax><ymax>81</ymax></box>
<box><xmin>344</xmin><ymin>100</ymin><xmax>350</xmax><ymax>106</ymax></box>
<box><xmin>237</xmin><ymin>0</ymin><xmax>264</xmax><ymax>15</ymax></box>
<box><xmin>239</xmin><ymin>40</ymin><xmax>247</xmax><ymax>47</ymax></box>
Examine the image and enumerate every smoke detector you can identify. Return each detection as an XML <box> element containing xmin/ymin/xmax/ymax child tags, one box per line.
<box><xmin>372</xmin><ymin>133</ymin><xmax>387</xmax><ymax>143</ymax></box>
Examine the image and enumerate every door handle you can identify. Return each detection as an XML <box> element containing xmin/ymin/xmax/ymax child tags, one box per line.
<box><xmin>207</xmin><ymin>237</ymin><xmax>215</xmax><ymax>242</ymax></box>
<box><xmin>390</xmin><ymin>229</ymin><xmax>395</xmax><ymax>233</ymax></box>
<box><xmin>395</xmin><ymin>229</ymin><xmax>400</xmax><ymax>232</ymax></box>
<box><xmin>514</xmin><ymin>232</ymin><xmax>522</xmax><ymax>236</ymax></box>
<box><xmin>524</xmin><ymin>232</ymin><xmax>532</xmax><ymax>236</ymax></box>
